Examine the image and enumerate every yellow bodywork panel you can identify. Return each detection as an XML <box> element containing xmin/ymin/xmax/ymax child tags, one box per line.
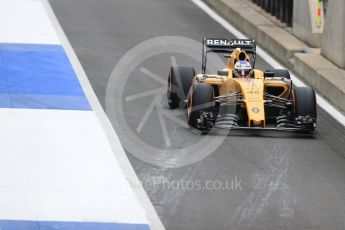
<box><xmin>235</xmin><ymin>78</ymin><xmax>265</xmax><ymax>126</ymax></box>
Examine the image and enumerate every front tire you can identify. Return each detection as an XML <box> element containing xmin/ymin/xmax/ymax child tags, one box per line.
<box><xmin>167</xmin><ymin>66</ymin><xmax>195</xmax><ymax>109</ymax></box>
<box><xmin>187</xmin><ymin>83</ymin><xmax>215</xmax><ymax>132</ymax></box>
<box><xmin>293</xmin><ymin>86</ymin><xmax>317</xmax><ymax>131</ymax></box>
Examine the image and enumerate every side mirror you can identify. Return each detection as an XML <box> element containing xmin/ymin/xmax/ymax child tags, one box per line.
<box><xmin>264</xmin><ymin>71</ymin><xmax>274</xmax><ymax>78</ymax></box>
<box><xmin>217</xmin><ymin>70</ymin><xmax>229</xmax><ymax>76</ymax></box>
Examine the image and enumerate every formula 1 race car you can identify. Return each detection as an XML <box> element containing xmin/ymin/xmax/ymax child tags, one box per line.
<box><xmin>167</xmin><ymin>38</ymin><xmax>317</xmax><ymax>133</ymax></box>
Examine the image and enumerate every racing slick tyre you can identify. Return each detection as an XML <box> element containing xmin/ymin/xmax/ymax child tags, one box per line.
<box><xmin>293</xmin><ymin>86</ymin><xmax>317</xmax><ymax>131</ymax></box>
<box><xmin>167</xmin><ymin>66</ymin><xmax>195</xmax><ymax>109</ymax></box>
<box><xmin>187</xmin><ymin>83</ymin><xmax>215</xmax><ymax>132</ymax></box>
<box><xmin>269</xmin><ymin>69</ymin><xmax>291</xmax><ymax>79</ymax></box>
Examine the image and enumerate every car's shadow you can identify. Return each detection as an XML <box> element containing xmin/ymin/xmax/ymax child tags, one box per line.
<box><xmin>196</xmin><ymin>128</ymin><xmax>317</xmax><ymax>139</ymax></box>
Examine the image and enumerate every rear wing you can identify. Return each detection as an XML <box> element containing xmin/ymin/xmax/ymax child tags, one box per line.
<box><xmin>202</xmin><ymin>38</ymin><xmax>256</xmax><ymax>73</ymax></box>
<box><xmin>203</xmin><ymin>38</ymin><xmax>256</xmax><ymax>53</ymax></box>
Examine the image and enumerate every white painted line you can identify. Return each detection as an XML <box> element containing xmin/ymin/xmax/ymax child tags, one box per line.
<box><xmin>0</xmin><ymin>0</ymin><xmax>60</xmax><ymax>44</ymax></box>
<box><xmin>191</xmin><ymin>0</ymin><xmax>345</xmax><ymax>127</ymax></box>
<box><xmin>42</xmin><ymin>0</ymin><xmax>165</xmax><ymax>229</ymax></box>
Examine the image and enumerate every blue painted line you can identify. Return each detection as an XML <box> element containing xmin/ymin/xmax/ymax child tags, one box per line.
<box><xmin>0</xmin><ymin>43</ymin><xmax>91</xmax><ymax>110</ymax></box>
<box><xmin>0</xmin><ymin>220</ymin><xmax>150</xmax><ymax>230</ymax></box>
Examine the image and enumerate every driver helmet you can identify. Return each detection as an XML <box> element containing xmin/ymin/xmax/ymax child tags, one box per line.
<box><xmin>234</xmin><ymin>61</ymin><xmax>252</xmax><ymax>78</ymax></box>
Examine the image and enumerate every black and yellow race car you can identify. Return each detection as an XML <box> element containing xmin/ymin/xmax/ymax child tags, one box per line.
<box><xmin>167</xmin><ymin>38</ymin><xmax>317</xmax><ymax>133</ymax></box>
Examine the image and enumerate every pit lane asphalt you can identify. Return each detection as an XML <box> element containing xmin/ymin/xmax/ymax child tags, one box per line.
<box><xmin>49</xmin><ymin>0</ymin><xmax>345</xmax><ymax>229</ymax></box>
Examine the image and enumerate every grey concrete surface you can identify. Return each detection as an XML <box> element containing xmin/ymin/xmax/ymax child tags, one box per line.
<box><xmin>295</xmin><ymin>53</ymin><xmax>345</xmax><ymax>113</ymax></box>
<box><xmin>321</xmin><ymin>0</ymin><xmax>345</xmax><ymax>68</ymax></box>
<box><xmin>203</xmin><ymin>0</ymin><xmax>273</xmax><ymax>40</ymax></box>
<box><xmin>292</xmin><ymin>0</ymin><xmax>323</xmax><ymax>47</ymax></box>
<box><xmin>49</xmin><ymin>0</ymin><xmax>345</xmax><ymax>229</ymax></box>
<box><xmin>257</xmin><ymin>26</ymin><xmax>306</xmax><ymax>66</ymax></box>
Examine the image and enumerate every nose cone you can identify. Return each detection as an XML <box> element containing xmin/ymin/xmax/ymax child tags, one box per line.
<box><xmin>247</xmin><ymin>106</ymin><xmax>265</xmax><ymax>127</ymax></box>
<box><xmin>237</xmin><ymin>79</ymin><xmax>265</xmax><ymax>127</ymax></box>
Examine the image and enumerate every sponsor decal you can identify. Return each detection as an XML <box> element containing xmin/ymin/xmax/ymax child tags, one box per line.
<box><xmin>247</xmin><ymin>90</ymin><xmax>260</xmax><ymax>95</ymax></box>
<box><xmin>251</xmin><ymin>107</ymin><xmax>260</xmax><ymax>113</ymax></box>
<box><xmin>206</xmin><ymin>39</ymin><xmax>253</xmax><ymax>47</ymax></box>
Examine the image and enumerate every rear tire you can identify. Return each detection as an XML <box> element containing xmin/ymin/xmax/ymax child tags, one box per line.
<box><xmin>187</xmin><ymin>83</ymin><xmax>215</xmax><ymax>131</ymax></box>
<box><xmin>268</xmin><ymin>69</ymin><xmax>291</xmax><ymax>79</ymax></box>
<box><xmin>167</xmin><ymin>66</ymin><xmax>195</xmax><ymax>109</ymax></box>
